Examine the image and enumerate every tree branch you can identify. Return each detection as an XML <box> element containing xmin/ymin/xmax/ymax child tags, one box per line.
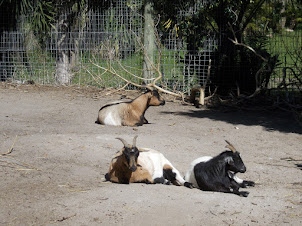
<box><xmin>89</xmin><ymin>17</ymin><xmax>184</xmax><ymax>98</ymax></box>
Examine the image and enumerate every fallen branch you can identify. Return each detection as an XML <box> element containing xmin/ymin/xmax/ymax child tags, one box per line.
<box><xmin>91</xmin><ymin>61</ymin><xmax>183</xmax><ymax>97</ymax></box>
<box><xmin>0</xmin><ymin>156</ymin><xmax>40</xmax><ymax>171</ymax></box>
<box><xmin>56</xmin><ymin>214</ymin><xmax>77</xmax><ymax>222</ymax></box>
<box><xmin>0</xmin><ymin>136</ymin><xmax>40</xmax><ymax>170</ymax></box>
<box><xmin>0</xmin><ymin>135</ymin><xmax>18</xmax><ymax>156</ymax></box>
<box><xmin>91</xmin><ymin>62</ymin><xmax>144</xmax><ymax>89</ymax></box>
<box><xmin>281</xmin><ymin>157</ymin><xmax>302</xmax><ymax>162</ymax></box>
<box><xmin>105</xmin><ymin>82</ymin><xmax>130</xmax><ymax>96</ymax></box>
<box><xmin>89</xmin><ymin>16</ymin><xmax>185</xmax><ymax>99</ymax></box>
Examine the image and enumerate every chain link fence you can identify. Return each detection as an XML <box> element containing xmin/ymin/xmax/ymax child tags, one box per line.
<box><xmin>0</xmin><ymin>0</ymin><xmax>301</xmax><ymax>97</ymax></box>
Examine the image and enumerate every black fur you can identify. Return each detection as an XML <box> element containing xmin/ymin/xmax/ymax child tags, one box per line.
<box><xmin>105</xmin><ymin>173</ymin><xmax>110</xmax><ymax>181</ymax></box>
<box><xmin>163</xmin><ymin>168</ymin><xmax>194</xmax><ymax>188</ymax></box>
<box><xmin>193</xmin><ymin>151</ymin><xmax>252</xmax><ymax>197</ymax></box>
<box><xmin>99</xmin><ymin>101</ymin><xmax>131</xmax><ymax>112</ymax></box>
<box><xmin>123</xmin><ymin>146</ymin><xmax>140</xmax><ymax>171</ymax></box>
<box><xmin>163</xmin><ymin>168</ymin><xmax>177</xmax><ymax>183</ymax></box>
<box><xmin>228</xmin><ymin>171</ymin><xmax>255</xmax><ymax>188</ymax></box>
<box><xmin>153</xmin><ymin>177</ymin><xmax>166</xmax><ymax>184</ymax></box>
<box><xmin>241</xmin><ymin>180</ymin><xmax>255</xmax><ymax>187</ymax></box>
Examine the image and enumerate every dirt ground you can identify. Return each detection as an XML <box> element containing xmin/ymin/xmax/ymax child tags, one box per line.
<box><xmin>0</xmin><ymin>83</ymin><xmax>301</xmax><ymax>226</ymax></box>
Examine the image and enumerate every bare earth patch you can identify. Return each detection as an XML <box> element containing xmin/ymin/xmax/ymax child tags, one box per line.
<box><xmin>0</xmin><ymin>83</ymin><xmax>301</xmax><ymax>225</ymax></box>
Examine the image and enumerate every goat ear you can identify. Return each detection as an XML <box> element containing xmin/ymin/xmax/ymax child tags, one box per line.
<box><xmin>137</xmin><ymin>148</ymin><xmax>146</xmax><ymax>152</ymax></box>
<box><xmin>225</xmin><ymin>156</ymin><xmax>234</xmax><ymax>165</ymax></box>
<box><xmin>141</xmin><ymin>84</ymin><xmax>153</xmax><ymax>92</ymax></box>
<box><xmin>152</xmin><ymin>89</ymin><xmax>160</xmax><ymax>96</ymax></box>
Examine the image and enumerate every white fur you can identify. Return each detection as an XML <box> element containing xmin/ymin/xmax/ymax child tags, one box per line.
<box><xmin>228</xmin><ymin>171</ymin><xmax>244</xmax><ymax>184</ymax></box>
<box><xmin>185</xmin><ymin>155</ymin><xmax>244</xmax><ymax>188</ymax></box>
<box><xmin>184</xmin><ymin>156</ymin><xmax>213</xmax><ymax>188</ymax></box>
<box><xmin>137</xmin><ymin>148</ymin><xmax>186</xmax><ymax>185</ymax></box>
<box><xmin>98</xmin><ymin>102</ymin><xmax>126</xmax><ymax>126</ymax></box>
<box><xmin>98</xmin><ymin>91</ymin><xmax>164</xmax><ymax>127</ymax></box>
<box><xmin>103</xmin><ymin>111</ymin><xmax>121</xmax><ymax>126</ymax></box>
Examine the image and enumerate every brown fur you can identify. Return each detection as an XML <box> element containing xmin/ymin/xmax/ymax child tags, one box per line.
<box><xmin>105</xmin><ymin>136</ymin><xmax>192</xmax><ymax>187</ymax></box>
<box><xmin>107</xmin><ymin>151</ymin><xmax>153</xmax><ymax>184</ymax></box>
<box><xmin>97</xmin><ymin>90</ymin><xmax>165</xmax><ymax>127</ymax></box>
<box><xmin>122</xmin><ymin>91</ymin><xmax>164</xmax><ymax>126</ymax></box>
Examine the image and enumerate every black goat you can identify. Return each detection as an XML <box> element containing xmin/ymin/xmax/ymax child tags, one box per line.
<box><xmin>184</xmin><ymin>141</ymin><xmax>254</xmax><ymax>197</ymax></box>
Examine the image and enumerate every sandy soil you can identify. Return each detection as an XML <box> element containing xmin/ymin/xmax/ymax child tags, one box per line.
<box><xmin>0</xmin><ymin>83</ymin><xmax>301</xmax><ymax>226</ymax></box>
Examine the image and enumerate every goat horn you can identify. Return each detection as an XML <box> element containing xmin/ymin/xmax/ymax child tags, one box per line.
<box><xmin>132</xmin><ymin>135</ymin><xmax>138</xmax><ymax>147</ymax></box>
<box><xmin>225</xmin><ymin>140</ymin><xmax>237</xmax><ymax>152</ymax></box>
<box><xmin>116</xmin><ymin>137</ymin><xmax>129</xmax><ymax>148</ymax></box>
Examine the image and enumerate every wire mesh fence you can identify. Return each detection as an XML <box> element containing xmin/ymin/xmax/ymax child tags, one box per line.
<box><xmin>0</xmin><ymin>0</ymin><xmax>301</xmax><ymax>98</ymax></box>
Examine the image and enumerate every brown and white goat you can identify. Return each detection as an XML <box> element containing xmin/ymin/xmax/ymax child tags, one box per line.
<box><xmin>96</xmin><ymin>90</ymin><xmax>165</xmax><ymax>126</ymax></box>
<box><xmin>105</xmin><ymin>136</ymin><xmax>193</xmax><ymax>188</ymax></box>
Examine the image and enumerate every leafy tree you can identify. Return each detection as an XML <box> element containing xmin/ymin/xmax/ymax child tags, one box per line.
<box><xmin>283</xmin><ymin>0</ymin><xmax>302</xmax><ymax>29</ymax></box>
<box><xmin>153</xmin><ymin>0</ymin><xmax>279</xmax><ymax>96</ymax></box>
<box><xmin>0</xmin><ymin>0</ymin><xmax>114</xmax><ymax>84</ymax></box>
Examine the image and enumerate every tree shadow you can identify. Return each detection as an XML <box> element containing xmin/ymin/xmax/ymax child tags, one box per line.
<box><xmin>160</xmin><ymin>108</ymin><xmax>302</xmax><ymax>134</ymax></box>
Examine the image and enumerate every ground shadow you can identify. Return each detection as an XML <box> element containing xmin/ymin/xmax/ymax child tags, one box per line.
<box><xmin>296</xmin><ymin>164</ymin><xmax>302</xmax><ymax>170</ymax></box>
<box><xmin>161</xmin><ymin>108</ymin><xmax>302</xmax><ymax>134</ymax></box>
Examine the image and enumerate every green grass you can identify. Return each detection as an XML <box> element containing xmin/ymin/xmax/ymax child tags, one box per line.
<box><xmin>10</xmin><ymin>51</ymin><xmax>56</xmax><ymax>84</ymax></box>
<box><xmin>10</xmin><ymin>30</ymin><xmax>301</xmax><ymax>92</ymax></box>
<box><xmin>74</xmin><ymin>48</ymin><xmax>188</xmax><ymax>90</ymax></box>
<box><xmin>266</xmin><ymin>30</ymin><xmax>302</xmax><ymax>88</ymax></box>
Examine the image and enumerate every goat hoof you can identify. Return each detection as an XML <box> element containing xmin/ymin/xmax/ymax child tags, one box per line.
<box><xmin>248</xmin><ymin>181</ymin><xmax>255</xmax><ymax>187</ymax></box>
<box><xmin>240</xmin><ymin>191</ymin><xmax>249</xmax><ymax>197</ymax></box>
<box><xmin>243</xmin><ymin>180</ymin><xmax>255</xmax><ymax>187</ymax></box>
<box><xmin>184</xmin><ymin>182</ymin><xmax>195</xmax><ymax>189</ymax></box>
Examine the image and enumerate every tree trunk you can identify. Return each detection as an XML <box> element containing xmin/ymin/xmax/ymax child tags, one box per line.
<box><xmin>56</xmin><ymin>50</ymin><xmax>72</xmax><ymax>85</ymax></box>
<box><xmin>143</xmin><ymin>1</ymin><xmax>156</xmax><ymax>81</ymax></box>
<box><xmin>56</xmin><ymin>16</ymin><xmax>72</xmax><ymax>85</ymax></box>
<box><xmin>280</xmin><ymin>0</ymin><xmax>286</xmax><ymax>29</ymax></box>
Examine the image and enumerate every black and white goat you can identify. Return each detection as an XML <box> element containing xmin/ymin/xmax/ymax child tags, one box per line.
<box><xmin>96</xmin><ymin>89</ymin><xmax>165</xmax><ymax>126</ymax></box>
<box><xmin>184</xmin><ymin>141</ymin><xmax>254</xmax><ymax>197</ymax></box>
<box><xmin>105</xmin><ymin>136</ymin><xmax>193</xmax><ymax>188</ymax></box>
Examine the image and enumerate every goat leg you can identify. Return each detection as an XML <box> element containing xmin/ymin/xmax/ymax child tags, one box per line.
<box><xmin>228</xmin><ymin>172</ymin><xmax>255</xmax><ymax>188</ymax></box>
<box><xmin>230</xmin><ymin>180</ymin><xmax>249</xmax><ymax>197</ymax></box>
<box><xmin>143</xmin><ymin>117</ymin><xmax>149</xmax><ymax>124</ymax></box>
<box><xmin>184</xmin><ymin>182</ymin><xmax>195</xmax><ymax>189</ymax></box>
<box><xmin>234</xmin><ymin>190</ymin><xmax>250</xmax><ymax>197</ymax></box>
<box><xmin>242</xmin><ymin>180</ymin><xmax>255</xmax><ymax>187</ymax></box>
<box><xmin>206</xmin><ymin>182</ymin><xmax>233</xmax><ymax>194</ymax></box>
<box><xmin>153</xmin><ymin>177</ymin><xmax>166</xmax><ymax>184</ymax></box>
